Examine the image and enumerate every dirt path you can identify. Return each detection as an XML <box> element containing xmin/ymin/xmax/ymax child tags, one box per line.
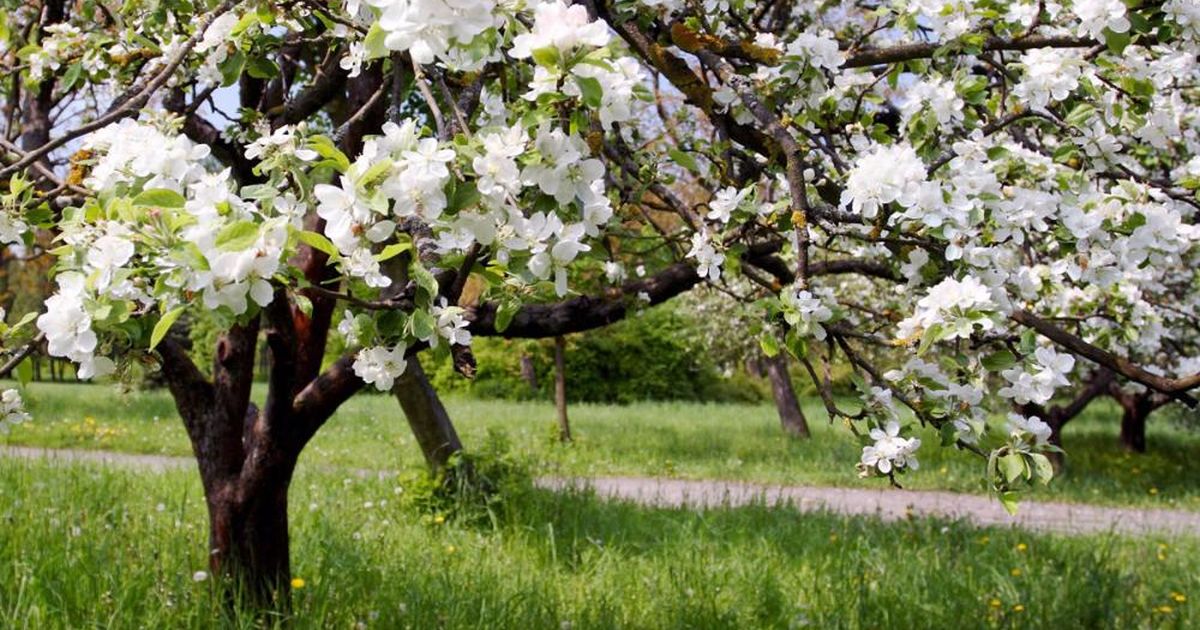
<box><xmin>5</xmin><ymin>446</ymin><xmax>1198</xmax><ymax>537</ymax></box>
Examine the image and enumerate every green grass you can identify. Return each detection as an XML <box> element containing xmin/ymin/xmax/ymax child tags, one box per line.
<box><xmin>3</xmin><ymin>381</ymin><xmax>1200</xmax><ymax>509</ymax></box>
<box><xmin>0</xmin><ymin>458</ymin><xmax>1196</xmax><ymax>629</ymax></box>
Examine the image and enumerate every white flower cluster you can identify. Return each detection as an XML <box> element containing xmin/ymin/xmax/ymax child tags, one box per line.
<box><xmin>686</xmin><ymin>232</ymin><xmax>724</xmax><ymax>281</ymax></box>
<box><xmin>509</xmin><ymin>0</ymin><xmax>610</xmax><ymax>60</ymax></box>
<box><xmin>896</xmin><ymin>276</ymin><xmax>997</xmax><ymax>341</ymax></box>
<box><xmin>998</xmin><ymin>346</ymin><xmax>1076</xmax><ymax>405</ymax></box>
<box><xmin>898</xmin><ymin>78</ymin><xmax>964</xmax><ymax>128</ymax></box>
<box><xmin>841</xmin><ymin>143</ymin><xmax>928</xmax><ymax>219</ymax></box>
<box><xmin>37</xmin><ymin>273</ymin><xmax>115</xmax><ymax>379</ymax></box>
<box><xmin>780</xmin><ymin>285</ymin><xmax>833</xmax><ymax>341</ymax></box>
<box><xmin>513</xmin><ymin>1</ymin><xmax>643</xmax><ymax>129</ymax></box>
<box><xmin>1005</xmin><ymin>413</ymin><xmax>1054</xmax><ymax>452</ymax></box>
<box><xmin>431</xmin><ymin>299</ymin><xmax>472</xmax><ymax>347</ymax></box>
<box><xmin>1014</xmin><ymin>49</ymin><xmax>1085</xmax><ymax>110</ymax></box>
<box><xmin>353</xmin><ymin>343</ymin><xmax>408</xmax><ymax>391</ymax></box>
<box><xmin>82</xmin><ymin>119</ymin><xmax>212</xmax><ymax>192</ymax></box>
<box><xmin>366</xmin><ymin>0</ymin><xmax>499</xmax><ymax>66</ymax></box>
<box><xmin>0</xmin><ymin>388</ymin><xmax>30</xmax><ymax>434</ymax></box>
<box><xmin>860</xmin><ymin>420</ymin><xmax>921</xmax><ymax>475</ymax></box>
<box><xmin>1073</xmin><ymin>0</ymin><xmax>1130</xmax><ymax>39</ymax></box>
<box><xmin>706</xmin><ymin>187</ymin><xmax>750</xmax><ymax>224</ymax></box>
<box><xmin>316</xmin><ymin>121</ymin><xmax>454</xmax><ymax>288</ymax></box>
<box><xmin>26</xmin><ymin>23</ymin><xmax>97</xmax><ymax>83</ymax></box>
<box><xmin>783</xmin><ymin>30</ymin><xmax>843</xmax><ymax>71</ymax></box>
<box><xmin>38</xmin><ymin>120</ymin><xmax>296</xmax><ymax>378</ymax></box>
<box><xmin>884</xmin><ymin>358</ymin><xmax>987</xmax><ymax>444</ymax></box>
<box><xmin>906</xmin><ymin>0</ymin><xmax>980</xmax><ymax>39</ymax></box>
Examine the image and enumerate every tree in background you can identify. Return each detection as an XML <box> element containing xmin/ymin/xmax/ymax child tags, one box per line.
<box><xmin>2</xmin><ymin>0</ymin><xmax>1200</xmax><ymax>614</ymax></box>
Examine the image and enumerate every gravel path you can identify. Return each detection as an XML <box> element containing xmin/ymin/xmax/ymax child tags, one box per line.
<box><xmin>5</xmin><ymin>446</ymin><xmax>1198</xmax><ymax>537</ymax></box>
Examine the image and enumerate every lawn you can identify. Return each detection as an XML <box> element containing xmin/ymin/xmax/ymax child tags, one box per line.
<box><xmin>0</xmin><ymin>458</ymin><xmax>1195</xmax><ymax>629</ymax></box>
<box><xmin>3</xmin><ymin>382</ymin><xmax>1198</xmax><ymax>509</ymax></box>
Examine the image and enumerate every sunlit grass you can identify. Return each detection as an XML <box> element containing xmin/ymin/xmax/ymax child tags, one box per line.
<box><xmin>3</xmin><ymin>381</ymin><xmax>1199</xmax><ymax>509</ymax></box>
<box><xmin>0</xmin><ymin>458</ymin><xmax>1196</xmax><ymax>629</ymax></box>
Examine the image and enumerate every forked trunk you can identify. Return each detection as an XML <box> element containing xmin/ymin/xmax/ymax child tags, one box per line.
<box><xmin>765</xmin><ymin>353</ymin><xmax>809</xmax><ymax>438</ymax></box>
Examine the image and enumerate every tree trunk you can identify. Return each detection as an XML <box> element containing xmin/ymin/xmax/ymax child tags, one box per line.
<box><xmin>1119</xmin><ymin>404</ymin><xmax>1147</xmax><ymax>453</ymax></box>
<box><xmin>205</xmin><ymin>458</ymin><xmax>296</xmax><ymax>609</ymax></box>
<box><xmin>392</xmin><ymin>355</ymin><xmax>464</xmax><ymax>472</ymax></box>
<box><xmin>554</xmin><ymin>336</ymin><xmax>571</xmax><ymax>442</ymax></box>
<box><xmin>519</xmin><ymin>354</ymin><xmax>538</xmax><ymax>391</ymax></box>
<box><xmin>765</xmin><ymin>353</ymin><xmax>810</xmax><ymax>438</ymax></box>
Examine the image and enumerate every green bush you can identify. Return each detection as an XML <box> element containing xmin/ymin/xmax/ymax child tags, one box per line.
<box><xmin>429</xmin><ymin>305</ymin><xmax>768</xmax><ymax>404</ymax></box>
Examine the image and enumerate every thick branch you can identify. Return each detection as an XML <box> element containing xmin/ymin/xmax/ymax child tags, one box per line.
<box><xmin>843</xmin><ymin>34</ymin><xmax>1097</xmax><ymax>69</ymax></box>
<box><xmin>1011</xmin><ymin>309</ymin><xmax>1200</xmax><ymax>405</ymax></box>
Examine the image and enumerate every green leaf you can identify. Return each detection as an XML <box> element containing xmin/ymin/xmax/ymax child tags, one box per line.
<box><xmin>1104</xmin><ymin>27</ymin><xmax>1132</xmax><ymax>55</ymax></box>
<box><xmin>15</xmin><ymin>357</ymin><xmax>32</xmax><ymax>387</ymax></box>
<box><xmin>1065</xmin><ymin>103</ymin><xmax>1097</xmax><ymax>128</ymax></box>
<box><xmin>917</xmin><ymin>323</ymin><xmax>945</xmax><ymax>356</ymax></box>
<box><xmin>294</xmin><ymin>294</ymin><xmax>313</xmax><ymax>318</ymax></box>
<box><xmin>363</xmin><ymin>21</ymin><xmax>389</xmax><ymax>60</ymax></box>
<box><xmin>981</xmin><ymin>350</ymin><xmax>1017</xmax><ymax>372</ymax></box>
<box><xmin>999</xmin><ymin>491</ymin><xmax>1020</xmax><ymax>516</ymax></box>
<box><xmin>575</xmin><ymin>75</ymin><xmax>603</xmax><ymax>108</ymax></box>
<box><xmin>214</xmin><ymin>221</ymin><xmax>259</xmax><ymax>252</ymax></box>
<box><xmin>61</xmin><ymin>62</ymin><xmax>83</xmax><ymax>91</ymax></box>
<box><xmin>230</xmin><ymin>12</ymin><xmax>261</xmax><ymax>37</ymax></box>
<box><xmin>297</xmin><ymin>230</ymin><xmax>337</xmax><ymax>257</ymax></box>
<box><xmin>759</xmin><ymin>333</ymin><xmax>780</xmax><ymax>358</ymax></box>
<box><xmin>308</xmin><ymin>135</ymin><xmax>350</xmax><ymax>173</ymax></box>
<box><xmin>132</xmin><ymin>188</ymin><xmax>186</xmax><ymax>208</ymax></box>
<box><xmin>998</xmin><ymin>453</ymin><xmax>1027</xmax><ymax>484</ymax></box>
<box><xmin>530</xmin><ymin>46</ymin><xmax>561</xmax><ymax>69</ymax></box>
<box><xmin>149</xmin><ymin>306</ymin><xmax>185</xmax><ymax>351</ymax></box>
<box><xmin>668</xmin><ymin>148</ymin><xmax>699</xmax><ymax>173</ymax></box>
<box><xmin>1028</xmin><ymin>453</ymin><xmax>1055</xmax><ymax>485</ymax></box>
<box><xmin>412</xmin><ymin>262</ymin><xmax>438</xmax><ymax>298</ymax></box>
<box><xmin>409</xmin><ymin>308</ymin><xmax>435</xmax><ymax>340</ymax></box>
<box><xmin>448</xmin><ymin>181</ymin><xmax>480</xmax><ymax>213</ymax></box>
<box><xmin>246</xmin><ymin>55</ymin><xmax>280</xmax><ymax>79</ymax></box>
<box><xmin>219</xmin><ymin>49</ymin><xmax>246</xmax><ymax>87</ymax></box>
<box><xmin>495</xmin><ymin>300</ymin><xmax>519</xmax><ymax>333</ymax></box>
<box><xmin>376</xmin><ymin>241</ymin><xmax>413</xmax><ymax>262</ymax></box>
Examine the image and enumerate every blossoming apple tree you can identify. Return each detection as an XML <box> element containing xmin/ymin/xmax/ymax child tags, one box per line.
<box><xmin>3</xmin><ymin>0</ymin><xmax>1200</xmax><ymax>608</ymax></box>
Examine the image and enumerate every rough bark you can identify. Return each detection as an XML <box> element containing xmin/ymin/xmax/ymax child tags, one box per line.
<box><xmin>1118</xmin><ymin>405</ymin><xmax>1147</xmax><ymax>453</ymax></box>
<box><xmin>554</xmin><ymin>336</ymin><xmax>571</xmax><ymax>442</ymax></box>
<box><xmin>1108</xmin><ymin>384</ymin><xmax>1169</xmax><ymax>454</ymax></box>
<box><xmin>392</xmin><ymin>355</ymin><xmax>464</xmax><ymax>471</ymax></box>
<box><xmin>764</xmin><ymin>353</ymin><xmax>809</xmax><ymax>438</ymax></box>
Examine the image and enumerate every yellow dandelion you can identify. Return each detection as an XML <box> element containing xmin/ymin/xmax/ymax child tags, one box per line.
<box><xmin>445</xmin><ymin>545</ymin><xmax>457</xmax><ymax>554</ymax></box>
<box><xmin>1012</xmin><ymin>604</ymin><xmax>1025</xmax><ymax>613</ymax></box>
<box><xmin>1010</xmin><ymin>568</ymin><xmax>1022</xmax><ymax>577</ymax></box>
<box><xmin>1171</xmin><ymin>592</ymin><xmax>1187</xmax><ymax>603</ymax></box>
<box><xmin>1157</xmin><ymin>605</ymin><xmax>1174</xmax><ymax>614</ymax></box>
<box><xmin>433</xmin><ymin>515</ymin><xmax>446</xmax><ymax>525</ymax></box>
<box><xmin>291</xmin><ymin>578</ymin><xmax>306</xmax><ymax>589</ymax></box>
<box><xmin>1016</xmin><ymin>543</ymin><xmax>1028</xmax><ymax>552</ymax></box>
<box><xmin>1149</xmin><ymin>487</ymin><xmax>1159</xmax><ymax>495</ymax></box>
<box><xmin>989</xmin><ymin>598</ymin><xmax>1002</xmax><ymax>609</ymax></box>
